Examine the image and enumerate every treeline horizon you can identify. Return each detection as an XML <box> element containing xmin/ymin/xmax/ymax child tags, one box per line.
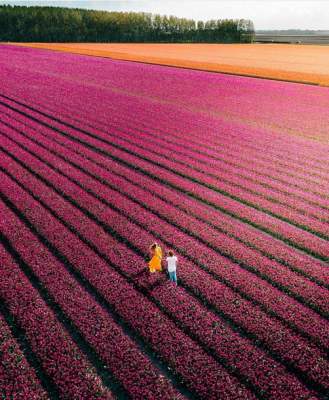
<box><xmin>0</xmin><ymin>5</ymin><xmax>255</xmax><ymax>43</ymax></box>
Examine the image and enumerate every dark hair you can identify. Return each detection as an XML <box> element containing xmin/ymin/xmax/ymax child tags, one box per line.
<box><xmin>168</xmin><ymin>250</ymin><xmax>174</xmax><ymax>256</ymax></box>
<box><xmin>150</xmin><ymin>243</ymin><xmax>157</xmax><ymax>250</ymax></box>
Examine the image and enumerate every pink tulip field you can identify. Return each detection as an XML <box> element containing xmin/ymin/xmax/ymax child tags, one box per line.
<box><xmin>0</xmin><ymin>44</ymin><xmax>328</xmax><ymax>400</ymax></box>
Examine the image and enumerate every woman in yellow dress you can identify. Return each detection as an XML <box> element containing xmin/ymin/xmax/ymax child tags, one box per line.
<box><xmin>148</xmin><ymin>242</ymin><xmax>163</xmax><ymax>273</ymax></box>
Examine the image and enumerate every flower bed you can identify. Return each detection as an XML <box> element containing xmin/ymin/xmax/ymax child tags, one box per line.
<box><xmin>1</xmin><ymin>119</ymin><xmax>328</xmax><ymax>339</ymax></box>
<box><xmin>0</xmin><ymin>150</ymin><xmax>317</xmax><ymax>400</ymax></box>
<box><xmin>0</xmin><ymin>237</ymin><xmax>114</xmax><ymax>400</ymax></box>
<box><xmin>3</xmin><ymin>102</ymin><xmax>326</xmax><ymax>290</ymax></box>
<box><xmin>0</xmin><ymin>44</ymin><xmax>328</xmax><ymax>400</ymax></box>
<box><xmin>6</xmin><ymin>94</ymin><xmax>327</xmax><ymax>260</ymax></box>
<box><xmin>0</xmin><ymin>161</ymin><xmax>254</xmax><ymax>400</ymax></box>
<box><xmin>0</xmin><ymin>128</ymin><xmax>328</xmax><ymax>399</ymax></box>
<box><xmin>0</xmin><ymin>305</ymin><xmax>49</xmax><ymax>400</ymax></box>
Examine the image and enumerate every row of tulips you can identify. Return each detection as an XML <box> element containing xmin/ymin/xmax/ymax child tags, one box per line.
<box><xmin>69</xmin><ymin>95</ymin><xmax>329</xmax><ymax>187</ymax></box>
<box><xmin>9</xmin><ymin>90</ymin><xmax>329</xmax><ymax>210</ymax></box>
<box><xmin>25</xmin><ymin>91</ymin><xmax>329</xmax><ymax>208</ymax></box>
<box><xmin>39</xmin><ymin>110</ymin><xmax>328</xmax><ymax>285</ymax></box>
<box><xmin>45</xmin><ymin>100</ymin><xmax>328</xmax><ymax>222</ymax></box>
<box><xmin>89</xmin><ymin>117</ymin><xmax>329</xmax><ymax>224</ymax></box>
<box><xmin>0</xmin><ymin>171</ymin><xmax>259</xmax><ymax>400</ymax></box>
<box><xmin>1</xmin><ymin>88</ymin><xmax>326</xmax><ymax>209</ymax></box>
<box><xmin>1</xmin><ymin>46</ymin><xmax>328</xmax><ymax>173</ymax></box>
<box><xmin>83</xmin><ymin>160</ymin><xmax>329</xmax><ymax>314</ymax></box>
<box><xmin>0</xmin><ymin>198</ymin><xmax>184</xmax><ymax>400</ymax></box>
<box><xmin>0</xmin><ymin>238</ymin><xmax>115</xmax><ymax>400</ymax></box>
<box><xmin>68</xmin><ymin>105</ymin><xmax>329</xmax><ymax>211</ymax></box>
<box><xmin>2</xmin><ymin>114</ymin><xmax>328</xmax><ymax>321</ymax></box>
<box><xmin>2</xmin><ymin>88</ymin><xmax>327</xmax><ymax>212</ymax></box>
<box><xmin>0</xmin><ymin>127</ymin><xmax>328</xmax><ymax>397</ymax></box>
<box><xmin>120</xmin><ymin>103</ymin><xmax>329</xmax><ymax>179</ymax></box>
<box><xmin>1</xmin><ymin>97</ymin><xmax>328</xmax><ymax>264</ymax></box>
<box><xmin>3</xmin><ymin>94</ymin><xmax>328</xmax><ymax>261</ymax></box>
<box><xmin>0</xmin><ymin>146</ymin><xmax>321</xmax><ymax>400</ymax></box>
<box><xmin>2</xmin><ymin>64</ymin><xmax>329</xmax><ymax>186</ymax></box>
<box><xmin>1</xmin><ymin>116</ymin><xmax>328</xmax><ymax>348</ymax></box>
<box><xmin>1</xmin><ymin>102</ymin><xmax>327</xmax><ymax>291</ymax></box>
<box><xmin>1</xmin><ymin>117</ymin><xmax>328</xmax><ymax>342</ymax></box>
<box><xmin>0</xmin><ymin>307</ymin><xmax>49</xmax><ymax>400</ymax></box>
<box><xmin>64</xmin><ymin>118</ymin><xmax>329</xmax><ymax>238</ymax></box>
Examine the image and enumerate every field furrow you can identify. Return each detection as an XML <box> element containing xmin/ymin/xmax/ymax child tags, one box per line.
<box><xmin>1</xmin><ymin>114</ymin><xmax>329</xmax><ymax>319</ymax></box>
<box><xmin>44</xmin><ymin>104</ymin><xmax>328</xmax><ymax>222</ymax></box>
<box><xmin>2</xmin><ymin>70</ymin><xmax>329</xmax><ymax>184</ymax></box>
<box><xmin>2</xmin><ymin>102</ymin><xmax>328</xmax><ymax>290</ymax></box>
<box><xmin>66</xmin><ymin>109</ymin><xmax>329</xmax><ymax>211</ymax></box>
<box><xmin>0</xmin><ymin>143</ymin><xmax>323</xmax><ymax>400</ymax></box>
<box><xmin>0</xmin><ymin>125</ymin><xmax>328</xmax><ymax>398</ymax></box>
<box><xmin>0</xmin><ymin>232</ymin><xmax>115</xmax><ymax>400</ymax></box>
<box><xmin>36</xmin><ymin>93</ymin><xmax>329</xmax><ymax>199</ymax></box>
<box><xmin>38</xmin><ymin>94</ymin><xmax>329</xmax><ymax>215</ymax></box>
<box><xmin>0</xmin><ymin>173</ymin><xmax>185</xmax><ymax>399</ymax></box>
<box><xmin>2</xmin><ymin>116</ymin><xmax>329</xmax><ymax>339</ymax></box>
<box><xmin>2</xmin><ymin>89</ymin><xmax>329</xmax><ymax>199</ymax></box>
<box><xmin>1</xmin><ymin>44</ymin><xmax>328</xmax><ymax>400</ymax></box>
<box><xmin>3</xmin><ymin>97</ymin><xmax>327</xmax><ymax>262</ymax></box>
<box><xmin>0</xmin><ymin>302</ymin><xmax>50</xmax><ymax>400</ymax></box>
<box><xmin>59</xmin><ymin>125</ymin><xmax>329</xmax><ymax>238</ymax></box>
<box><xmin>0</xmin><ymin>157</ymin><xmax>257</xmax><ymax>400</ymax></box>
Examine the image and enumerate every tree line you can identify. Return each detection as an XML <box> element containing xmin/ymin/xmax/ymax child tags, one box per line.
<box><xmin>0</xmin><ymin>5</ymin><xmax>255</xmax><ymax>43</ymax></box>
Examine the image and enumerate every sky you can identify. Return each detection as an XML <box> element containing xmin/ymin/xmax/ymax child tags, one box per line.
<box><xmin>1</xmin><ymin>0</ymin><xmax>329</xmax><ymax>30</ymax></box>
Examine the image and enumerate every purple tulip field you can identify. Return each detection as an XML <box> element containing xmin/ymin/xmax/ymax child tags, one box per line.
<box><xmin>0</xmin><ymin>44</ymin><xmax>328</xmax><ymax>400</ymax></box>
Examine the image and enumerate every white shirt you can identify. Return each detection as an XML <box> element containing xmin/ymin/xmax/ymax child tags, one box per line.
<box><xmin>166</xmin><ymin>256</ymin><xmax>177</xmax><ymax>272</ymax></box>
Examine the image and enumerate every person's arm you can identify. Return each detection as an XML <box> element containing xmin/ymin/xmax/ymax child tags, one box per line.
<box><xmin>164</xmin><ymin>257</ymin><xmax>168</xmax><ymax>273</ymax></box>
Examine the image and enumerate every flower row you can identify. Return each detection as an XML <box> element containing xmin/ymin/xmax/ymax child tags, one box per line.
<box><xmin>0</xmin><ymin>306</ymin><xmax>49</xmax><ymax>400</ymax></box>
<box><xmin>0</xmin><ymin>198</ymin><xmax>184</xmax><ymax>400</ymax></box>
<box><xmin>96</xmin><ymin>112</ymin><xmax>329</xmax><ymax>211</ymax></box>
<box><xmin>1</xmin><ymin>130</ymin><xmax>328</xmax><ymax>396</ymax></box>
<box><xmin>0</xmin><ymin>234</ymin><xmax>114</xmax><ymax>400</ymax></box>
<box><xmin>2</xmin><ymin>116</ymin><xmax>328</xmax><ymax>343</ymax></box>
<box><xmin>0</xmin><ymin>162</ymin><xmax>254</xmax><ymax>399</ymax></box>
<box><xmin>2</xmin><ymin>101</ymin><xmax>327</xmax><ymax>290</ymax></box>
<box><xmin>0</xmin><ymin>148</ymin><xmax>319</xmax><ymax>400</ymax></box>
<box><xmin>12</xmin><ymin>72</ymin><xmax>329</xmax><ymax>183</ymax></box>
<box><xmin>74</xmin><ymin>121</ymin><xmax>329</xmax><ymax>239</ymax></box>
<box><xmin>72</xmin><ymin>108</ymin><xmax>328</xmax><ymax>221</ymax></box>
<box><xmin>2</xmin><ymin>56</ymin><xmax>328</xmax><ymax>179</ymax></box>
<box><xmin>20</xmin><ymin>89</ymin><xmax>329</xmax><ymax>214</ymax></box>
<box><xmin>9</xmin><ymin>95</ymin><xmax>327</xmax><ymax>260</ymax></box>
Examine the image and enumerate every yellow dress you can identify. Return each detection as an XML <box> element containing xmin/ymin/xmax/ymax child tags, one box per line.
<box><xmin>148</xmin><ymin>246</ymin><xmax>162</xmax><ymax>272</ymax></box>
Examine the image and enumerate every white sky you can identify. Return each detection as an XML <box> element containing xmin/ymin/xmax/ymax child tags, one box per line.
<box><xmin>1</xmin><ymin>0</ymin><xmax>329</xmax><ymax>30</ymax></box>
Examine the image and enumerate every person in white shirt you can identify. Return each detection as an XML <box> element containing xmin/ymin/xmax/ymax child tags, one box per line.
<box><xmin>166</xmin><ymin>250</ymin><xmax>178</xmax><ymax>285</ymax></box>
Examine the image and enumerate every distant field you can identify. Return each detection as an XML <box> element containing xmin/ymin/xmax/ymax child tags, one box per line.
<box><xmin>11</xmin><ymin>42</ymin><xmax>329</xmax><ymax>86</ymax></box>
<box><xmin>255</xmin><ymin>34</ymin><xmax>329</xmax><ymax>45</ymax></box>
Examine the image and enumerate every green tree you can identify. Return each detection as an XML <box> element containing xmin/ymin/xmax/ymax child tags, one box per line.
<box><xmin>0</xmin><ymin>5</ymin><xmax>254</xmax><ymax>43</ymax></box>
